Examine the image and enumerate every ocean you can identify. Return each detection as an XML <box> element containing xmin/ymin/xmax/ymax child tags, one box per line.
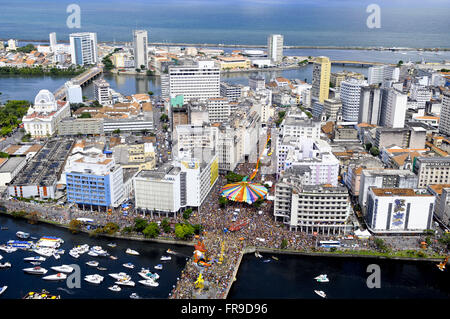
<box><xmin>1</xmin><ymin>0</ymin><xmax>449</xmax><ymax>47</ymax></box>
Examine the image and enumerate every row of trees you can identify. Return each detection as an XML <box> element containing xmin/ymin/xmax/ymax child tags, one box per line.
<box><xmin>0</xmin><ymin>65</ymin><xmax>87</xmax><ymax>76</ymax></box>
<box><xmin>0</xmin><ymin>100</ymin><xmax>30</xmax><ymax>136</ymax></box>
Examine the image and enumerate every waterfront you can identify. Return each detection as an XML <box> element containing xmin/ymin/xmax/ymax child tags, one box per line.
<box><xmin>0</xmin><ymin>214</ymin><xmax>193</xmax><ymax>299</ymax></box>
<box><xmin>228</xmin><ymin>252</ymin><xmax>450</xmax><ymax>299</ymax></box>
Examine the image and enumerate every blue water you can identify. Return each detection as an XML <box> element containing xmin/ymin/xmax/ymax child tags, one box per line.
<box><xmin>0</xmin><ymin>215</ymin><xmax>193</xmax><ymax>299</ymax></box>
<box><xmin>1</xmin><ymin>0</ymin><xmax>450</xmax><ymax>47</ymax></box>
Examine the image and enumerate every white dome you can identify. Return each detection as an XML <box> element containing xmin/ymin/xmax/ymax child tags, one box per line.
<box><xmin>34</xmin><ymin>89</ymin><xmax>56</xmax><ymax>106</ymax></box>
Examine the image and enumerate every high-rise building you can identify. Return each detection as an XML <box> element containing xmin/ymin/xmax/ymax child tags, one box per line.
<box><xmin>438</xmin><ymin>91</ymin><xmax>450</xmax><ymax>136</ymax></box>
<box><xmin>311</xmin><ymin>56</ymin><xmax>331</xmax><ymax>103</ymax></box>
<box><xmin>69</xmin><ymin>32</ymin><xmax>98</xmax><ymax>66</ymax></box>
<box><xmin>93</xmin><ymin>78</ymin><xmax>111</xmax><ymax>105</ymax></box>
<box><xmin>323</xmin><ymin>98</ymin><xmax>342</xmax><ymax>122</ymax></box>
<box><xmin>340</xmin><ymin>78</ymin><xmax>367</xmax><ymax>122</ymax></box>
<box><xmin>7</xmin><ymin>39</ymin><xmax>17</xmax><ymax>51</ymax></box>
<box><xmin>358</xmin><ymin>85</ymin><xmax>381</xmax><ymax>125</ymax></box>
<box><xmin>368</xmin><ymin>65</ymin><xmax>400</xmax><ymax>85</ymax></box>
<box><xmin>379</xmin><ymin>88</ymin><xmax>407</xmax><ymax>128</ymax></box>
<box><xmin>168</xmin><ymin>61</ymin><xmax>220</xmax><ymax>102</ymax></box>
<box><xmin>49</xmin><ymin>32</ymin><xmax>57</xmax><ymax>52</ymax></box>
<box><xmin>133</xmin><ymin>30</ymin><xmax>148</xmax><ymax>70</ymax></box>
<box><xmin>414</xmin><ymin>157</ymin><xmax>450</xmax><ymax>188</ymax></box>
<box><xmin>65</xmin><ymin>81</ymin><xmax>83</xmax><ymax>104</ymax></box>
<box><xmin>267</xmin><ymin>34</ymin><xmax>284</xmax><ymax>64</ymax></box>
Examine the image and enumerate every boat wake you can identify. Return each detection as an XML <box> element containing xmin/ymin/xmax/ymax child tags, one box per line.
<box><xmin>57</xmin><ymin>287</ymin><xmax>75</xmax><ymax>295</ymax></box>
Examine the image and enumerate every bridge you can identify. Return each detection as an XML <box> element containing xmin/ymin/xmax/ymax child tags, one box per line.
<box><xmin>53</xmin><ymin>67</ymin><xmax>103</xmax><ymax>100</ymax></box>
<box><xmin>330</xmin><ymin>60</ymin><xmax>394</xmax><ymax>67</ymax></box>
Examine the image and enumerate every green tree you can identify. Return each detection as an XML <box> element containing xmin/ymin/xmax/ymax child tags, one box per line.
<box><xmin>365</xmin><ymin>143</ymin><xmax>372</xmax><ymax>151</ymax></box>
<box><xmin>280</xmin><ymin>238</ymin><xmax>288</xmax><ymax>249</ymax></box>
<box><xmin>0</xmin><ymin>152</ymin><xmax>9</xmax><ymax>158</ymax></box>
<box><xmin>183</xmin><ymin>208</ymin><xmax>193</xmax><ymax>220</ymax></box>
<box><xmin>219</xmin><ymin>197</ymin><xmax>228</xmax><ymax>208</ymax></box>
<box><xmin>134</xmin><ymin>217</ymin><xmax>148</xmax><ymax>233</ymax></box>
<box><xmin>69</xmin><ymin>219</ymin><xmax>83</xmax><ymax>234</ymax></box>
<box><xmin>161</xmin><ymin>218</ymin><xmax>171</xmax><ymax>233</ymax></box>
<box><xmin>79</xmin><ymin>112</ymin><xmax>91</xmax><ymax>118</ymax></box>
<box><xmin>143</xmin><ymin>222</ymin><xmax>160</xmax><ymax>238</ymax></box>
<box><xmin>369</xmin><ymin>146</ymin><xmax>380</xmax><ymax>156</ymax></box>
<box><xmin>102</xmin><ymin>222</ymin><xmax>120</xmax><ymax>235</ymax></box>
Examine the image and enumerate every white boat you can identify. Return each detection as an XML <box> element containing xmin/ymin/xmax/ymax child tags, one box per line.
<box><xmin>138</xmin><ymin>268</ymin><xmax>160</xmax><ymax>280</ymax></box>
<box><xmin>130</xmin><ymin>293</ymin><xmax>140</xmax><ymax>299</ymax></box>
<box><xmin>314</xmin><ymin>274</ymin><xmax>329</xmax><ymax>283</ymax></box>
<box><xmin>154</xmin><ymin>264</ymin><xmax>163</xmax><ymax>270</ymax></box>
<box><xmin>109</xmin><ymin>272</ymin><xmax>131</xmax><ymax>281</ymax></box>
<box><xmin>255</xmin><ymin>251</ymin><xmax>263</xmax><ymax>258</ymax></box>
<box><xmin>0</xmin><ymin>255</ymin><xmax>2</xmax><ymax>260</ymax></box>
<box><xmin>30</xmin><ymin>262</ymin><xmax>41</xmax><ymax>266</ymax></box>
<box><xmin>90</xmin><ymin>246</ymin><xmax>108</xmax><ymax>256</ymax></box>
<box><xmin>53</xmin><ymin>253</ymin><xmax>60</xmax><ymax>260</ymax></box>
<box><xmin>166</xmin><ymin>249</ymin><xmax>177</xmax><ymax>255</ymax></box>
<box><xmin>97</xmin><ymin>267</ymin><xmax>107</xmax><ymax>271</ymax></box>
<box><xmin>110</xmin><ymin>256</ymin><xmax>118</xmax><ymax>260</ymax></box>
<box><xmin>0</xmin><ymin>245</ymin><xmax>17</xmax><ymax>253</ymax></box>
<box><xmin>56</xmin><ymin>249</ymin><xmax>65</xmax><ymax>255</ymax></box>
<box><xmin>88</xmin><ymin>251</ymin><xmax>99</xmax><ymax>257</ymax></box>
<box><xmin>43</xmin><ymin>273</ymin><xmax>67</xmax><ymax>281</ymax></box>
<box><xmin>16</xmin><ymin>231</ymin><xmax>30</xmax><ymax>239</ymax></box>
<box><xmin>69</xmin><ymin>250</ymin><xmax>80</xmax><ymax>258</ymax></box>
<box><xmin>0</xmin><ymin>286</ymin><xmax>7</xmax><ymax>296</ymax></box>
<box><xmin>0</xmin><ymin>262</ymin><xmax>11</xmax><ymax>269</ymax></box>
<box><xmin>314</xmin><ymin>290</ymin><xmax>326</xmax><ymax>298</ymax></box>
<box><xmin>115</xmin><ymin>279</ymin><xmax>135</xmax><ymax>287</ymax></box>
<box><xmin>51</xmin><ymin>265</ymin><xmax>74</xmax><ymax>273</ymax></box>
<box><xmin>86</xmin><ymin>261</ymin><xmax>99</xmax><ymax>267</ymax></box>
<box><xmin>160</xmin><ymin>256</ymin><xmax>171</xmax><ymax>261</ymax></box>
<box><xmin>107</xmin><ymin>243</ymin><xmax>117</xmax><ymax>248</ymax></box>
<box><xmin>139</xmin><ymin>279</ymin><xmax>159</xmax><ymax>287</ymax></box>
<box><xmin>108</xmin><ymin>285</ymin><xmax>121</xmax><ymax>292</ymax></box>
<box><xmin>34</xmin><ymin>247</ymin><xmax>54</xmax><ymax>257</ymax></box>
<box><xmin>24</xmin><ymin>256</ymin><xmax>46</xmax><ymax>262</ymax></box>
<box><xmin>125</xmin><ymin>248</ymin><xmax>139</xmax><ymax>256</ymax></box>
<box><xmin>84</xmin><ymin>274</ymin><xmax>104</xmax><ymax>284</ymax></box>
<box><xmin>23</xmin><ymin>266</ymin><xmax>48</xmax><ymax>275</ymax></box>
<box><xmin>123</xmin><ymin>263</ymin><xmax>135</xmax><ymax>269</ymax></box>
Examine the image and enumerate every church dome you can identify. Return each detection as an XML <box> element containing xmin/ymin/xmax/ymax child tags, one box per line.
<box><xmin>34</xmin><ymin>89</ymin><xmax>56</xmax><ymax>106</ymax></box>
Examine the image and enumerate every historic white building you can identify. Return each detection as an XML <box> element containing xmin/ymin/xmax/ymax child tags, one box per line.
<box><xmin>22</xmin><ymin>90</ymin><xmax>71</xmax><ymax>138</ymax></box>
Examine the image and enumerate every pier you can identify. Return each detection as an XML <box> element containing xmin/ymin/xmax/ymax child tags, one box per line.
<box><xmin>53</xmin><ymin>67</ymin><xmax>103</xmax><ymax>100</ymax></box>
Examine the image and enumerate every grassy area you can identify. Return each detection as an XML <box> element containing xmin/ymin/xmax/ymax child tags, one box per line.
<box><xmin>318</xmin><ymin>248</ymin><xmax>446</xmax><ymax>259</ymax></box>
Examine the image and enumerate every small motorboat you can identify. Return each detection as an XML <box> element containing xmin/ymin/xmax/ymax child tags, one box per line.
<box><xmin>314</xmin><ymin>274</ymin><xmax>329</xmax><ymax>283</ymax></box>
<box><xmin>110</xmin><ymin>256</ymin><xmax>118</xmax><ymax>260</ymax></box>
<box><xmin>30</xmin><ymin>262</ymin><xmax>41</xmax><ymax>266</ymax></box>
<box><xmin>97</xmin><ymin>267</ymin><xmax>107</xmax><ymax>271</ymax></box>
<box><xmin>90</xmin><ymin>246</ymin><xmax>108</xmax><ymax>256</ymax></box>
<box><xmin>16</xmin><ymin>231</ymin><xmax>30</xmax><ymax>239</ymax></box>
<box><xmin>43</xmin><ymin>273</ymin><xmax>67</xmax><ymax>281</ymax></box>
<box><xmin>126</xmin><ymin>248</ymin><xmax>139</xmax><ymax>256</ymax></box>
<box><xmin>84</xmin><ymin>274</ymin><xmax>104</xmax><ymax>284</ymax></box>
<box><xmin>86</xmin><ymin>261</ymin><xmax>99</xmax><ymax>267</ymax></box>
<box><xmin>160</xmin><ymin>256</ymin><xmax>171</xmax><ymax>261</ymax></box>
<box><xmin>0</xmin><ymin>255</ymin><xmax>2</xmax><ymax>260</ymax></box>
<box><xmin>0</xmin><ymin>262</ymin><xmax>11</xmax><ymax>269</ymax></box>
<box><xmin>139</xmin><ymin>279</ymin><xmax>159</xmax><ymax>287</ymax></box>
<box><xmin>53</xmin><ymin>253</ymin><xmax>60</xmax><ymax>260</ymax></box>
<box><xmin>166</xmin><ymin>249</ymin><xmax>177</xmax><ymax>255</ymax></box>
<box><xmin>51</xmin><ymin>265</ymin><xmax>74</xmax><ymax>273</ymax></box>
<box><xmin>115</xmin><ymin>279</ymin><xmax>135</xmax><ymax>287</ymax></box>
<box><xmin>138</xmin><ymin>268</ymin><xmax>160</xmax><ymax>280</ymax></box>
<box><xmin>154</xmin><ymin>264</ymin><xmax>163</xmax><ymax>270</ymax></box>
<box><xmin>24</xmin><ymin>256</ymin><xmax>46</xmax><ymax>262</ymax></box>
<box><xmin>107</xmin><ymin>243</ymin><xmax>117</xmax><ymax>248</ymax></box>
<box><xmin>108</xmin><ymin>285</ymin><xmax>121</xmax><ymax>292</ymax></box>
<box><xmin>255</xmin><ymin>252</ymin><xmax>262</xmax><ymax>258</ymax></box>
<box><xmin>314</xmin><ymin>290</ymin><xmax>326</xmax><ymax>298</ymax></box>
<box><xmin>0</xmin><ymin>286</ymin><xmax>7</xmax><ymax>296</ymax></box>
<box><xmin>263</xmin><ymin>259</ymin><xmax>271</xmax><ymax>263</ymax></box>
<box><xmin>109</xmin><ymin>272</ymin><xmax>131</xmax><ymax>281</ymax></box>
<box><xmin>0</xmin><ymin>245</ymin><xmax>17</xmax><ymax>253</ymax></box>
<box><xmin>271</xmin><ymin>256</ymin><xmax>279</xmax><ymax>261</ymax></box>
<box><xmin>69</xmin><ymin>250</ymin><xmax>80</xmax><ymax>258</ymax></box>
<box><xmin>88</xmin><ymin>251</ymin><xmax>99</xmax><ymax>257</ymax></box>
<box><xmin>33</xmin><ymin>248</ymin><xmax>54</xmax><ymax>257</ymax></box>
<box><xmin>123</xmin><ymin>263</ymin><xmax>135</xmax><ymax>269</ymax></box>
<box><xmin>23</xmin><ymin>266</ymin><xmax>48</xmax><ymax>275</ymax></box>
<box><xmin>130</xmin><ymin>293</ymin><xmax>141</xmax><ymax>299</ymax></box>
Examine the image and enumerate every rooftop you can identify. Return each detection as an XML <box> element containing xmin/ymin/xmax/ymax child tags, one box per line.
<box><xmin>371</xmin><ymin>188</ymin><xmax>432</xmax><ymax>197</ymax></box>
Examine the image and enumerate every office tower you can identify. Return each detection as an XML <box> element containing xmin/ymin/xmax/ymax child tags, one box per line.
<box><xmin>249</xmin><ymin>75</ymin><xmax>265</xmax><ymax>91</ymax></box>
<box><xmin>324</xmin><ymin>98</ymin><xmax>342</xmax><ymax>122</ymax></box>
<box><xmin>49</xmin><ymin>32</ymin><xmax>57</xmax><ymax>52</ymax></box>
<box><xmin>358</xmin><ymin>85</ymin><xmax>381</xmax><ymax>125</ymax></box>
<box><xmin>368</xmin><ymin>65</ymin><xmax>400</xmax><ymax>85</ymax></box>
<box><xmin>379</xmin><ymin>88</ymin><xmax>407</xmax><ymax>128</ymax></box>
<box><xmin>65</xmin><ymin>81</ymin><xmax>83</xmax><ymax>104</ymax></box>
<box><xmin>7</xmin><ymin>39</ymin><xmax>17</xmax><ymax>51</ymax></box>
<box><xmin>69</xmin><ymin>32</ymin><xmax>98</xmax><ymax>65</ymax></box>
<box><xmin>438</xmin><ymin>91</ymin><xmax>450</xmax><ymax>136</ymax></box>
<box><xmin>311</xmin><ymin>56</ymin><xmax>331</xmax><ymax>103</ymax></box>
<box><xmin>168</xmin><ymin>61</ymin><xmax>220</xmax><ymax>101</ymax></box>
<box><xmin>340</xmin><ymin>78</ymin><xmax>367</xmax><ymax>122</ymax></box>
<box><xmin>267</xmin><ymin>34</ymin><xmax>284</xmax><ymax>64</ymax></box>
<box><xmin>133</xmin><ymin>30</ymin><xmax>148</xmax><ymax>69</ymax></box>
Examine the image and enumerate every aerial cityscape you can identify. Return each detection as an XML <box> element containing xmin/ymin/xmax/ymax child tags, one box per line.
<box><xmin>0</xmin><ymin>0</ymin><xmax>449</xmax><ymax>307</ymax></box>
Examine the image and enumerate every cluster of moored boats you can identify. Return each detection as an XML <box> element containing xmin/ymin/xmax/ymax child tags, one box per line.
<box><xmin>313</xmin><ymin>274</ymin><xmax>330</xmax><ymax>298</ymax></box>
<box><xmin>0</xmin><ymin>230</ymin><xmax>177</xmax><ymax>298</ymax></box>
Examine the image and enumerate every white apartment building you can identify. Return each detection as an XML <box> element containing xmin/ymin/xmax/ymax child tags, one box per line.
<box><xmin>22</xmin><ymin>90</ymin><xmax>71</xmax><ymax>138</ymax></box>
<box><xmin>379</xmin><ymin>88</ymin><xmax>407</xmax><ymax>128</ymax></box>
<box><xmin>365</xmin><ymin>188</ymin><xmax>435</xmax><ymax>234</ymax></box>
<box><xmin>49</xmin><ymin>32</ymin><xmax>57</xmax><ymax>52</ymax></box>
<box><xmin>174</xmin><ymin>124</ymin><xmax>219</xmax><ymax>158</ymax></box>
<box><xmin>341</xmin><ymin>78</ymin><xmax>367</xmax><ymax>122</ymax></box>
<box><xmin>368</xmin><ymin>65</ymin><xmax>400</xmax><ymax>85</ymax></box>
<box><xmin>274</xmin><ymin>173</ymin><xmax>352</xmax><ymax>235</ymax></box>
<box><xmin>249</xmin><ymin>76</ymin><xmax>265</xmax><ymax>91</ymax></box>
<box><xmin>267</xmin><ymin>34</ymin><xmax>283</xmax><ymax>64</ymax></box>
<box><xmin>414</xmin><ymin>157</ymin><xmax>450</xmax><ymax>188</ymax></box>
<box><xmin>438</xmin><ymin>91</ymin><xmax>450</xmax><ymax>136</ymax></box>
<box><xmin>69</xmin><ymin>32</ymin><xmax>98</xmax><ymax>66</ymax></box>
<box><xmin>94</xmin><ymin>78</ymin><xmax>112</xmax><ymax>106</ymax></box>
<box><xmin>207</xmin><ymin>97</ymin><xmax>231</xmax><ymax>123</ymax></box>
<box><xmin>133</xmin><ymin>30</ymin><xmax>148</xmax><ymax>69</ymax></box>
<box><xmin>410</xmin><ymin>84</ymin><xmax>432</xmax><ymax>109</ymax></box>
<box><xmin>168</xmin><ymin>61</ymin><xmax>220</xmax><ymax>101</ymax></box>
<box><xmin>65</xmin><ymin>81</ymin><xmax>83</xmax><ymax>104</ymax></box>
